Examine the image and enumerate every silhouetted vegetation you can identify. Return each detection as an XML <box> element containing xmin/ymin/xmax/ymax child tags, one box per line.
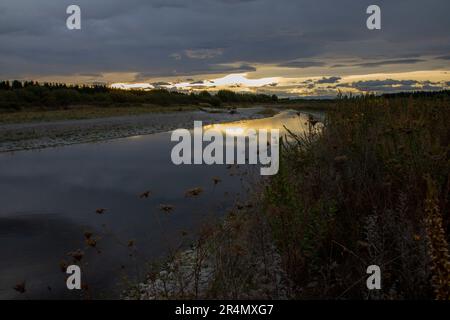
<box><xmin>382</xmin><ymin>90</ymin><xmax>450</xmax><ymax>99</ymax></box>
<box><xmin>0</xmin><ymin>81</ymin><xmax>277</xmax><ymax>112</ymax></box>
<box><xmin>263</xmin><ymin>93</ymin><xmax>450</xmax><ymax>299</ymax></box>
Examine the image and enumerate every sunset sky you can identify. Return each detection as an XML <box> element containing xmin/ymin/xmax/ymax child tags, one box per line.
<box><xmin>1</xmin><ymin>0</ymin><xmax>449</xmax><ymax>97</ymax></box>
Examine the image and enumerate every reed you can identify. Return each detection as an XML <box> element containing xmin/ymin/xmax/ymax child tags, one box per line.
<box><xmin>263</xmin><ymin>93</ymin><xmax>450</xmax><ymax>298</ymax></box>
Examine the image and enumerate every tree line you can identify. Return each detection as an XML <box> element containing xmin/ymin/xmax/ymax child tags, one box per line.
<box><xmin>0</xmin><ymin>80</ymin><xmax>278</xmax><ymax>111</ymax></box>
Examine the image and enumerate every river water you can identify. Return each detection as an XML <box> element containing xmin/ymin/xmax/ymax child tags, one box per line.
<box><xmin>0</xmin><ymin>110</ymin><xmax>322</xmax><ymax>299</ymax></box>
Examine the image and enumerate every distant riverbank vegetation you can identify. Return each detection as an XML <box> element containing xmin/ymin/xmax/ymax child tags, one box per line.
<box><xmin>0</xmin><ymin>80</ymin><xmax>278</xmax><ymax>112</ymax></box>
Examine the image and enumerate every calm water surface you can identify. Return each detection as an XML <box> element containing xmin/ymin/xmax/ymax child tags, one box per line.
<box><xmin>0</xmin><ymin>110</ymin><xmax>322</xmax><ymax>299</ymax></box>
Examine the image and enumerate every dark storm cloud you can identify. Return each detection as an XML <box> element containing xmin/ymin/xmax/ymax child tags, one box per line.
<box><xmin>330</xmin><ymin>59</ymin><xmax>425</xmax><ymax>68</ymax></box>
<box><xmin>150</xmin><ymin>1</ymin><xmax>189</xmax><ymax>9</ymax></box>
<box><xmin>353</xmin><ymin>79</ymin><xmax>419</xmax><ymax>87</ymax></box>
<box><xmin>278</xmin><ymin>61</ymin><xmax>326</xmax><ymax>68</ymax></box>
<box><xmin>333</xmin><ymin>79</ymin><xmax>449</xmax><ymax>93</ymax></box>
<box><xmin>150</xmin><ymin>81</ymin><xmax>172</xmax><ymax>87</ymax></box>
<box><xmin>298</xmin><ymin>76</ymin><xmax>341</xmax><ymax>87</ymax></box>
<box><xmin>316</xmin><ymin>76</ymin><xmax>341</xmax><ymax>84</ymax></box>
<box><xmin>0</xmin><ymin>0</ymin><xmax>449</xmax><ymax>79</ymax></box>
<box><xmin>353</xmin><ymin>59</ymin><xmax>425</xmax><ymax>68</ymax></box>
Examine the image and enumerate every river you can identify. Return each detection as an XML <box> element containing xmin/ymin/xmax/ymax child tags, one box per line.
<box><xmin>0</xmin><ymin>109</ymin><xmax>323</xmax><ymax>299</ymax></box>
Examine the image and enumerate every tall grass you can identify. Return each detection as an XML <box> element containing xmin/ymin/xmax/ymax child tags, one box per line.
<box><xmin>264</xmin><ymin>94</ymin><xmax>450</xmax><ymax>298</ymax></box>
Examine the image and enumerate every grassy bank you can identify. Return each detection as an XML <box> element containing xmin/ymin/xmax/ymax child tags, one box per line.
<box><xmin>264</xmin><ymin>94</ymin><xmax>450</xmax><ymax>299</ymax></box>
<box><xmin>131</xmin><ymin>93</ymin><xmax>450</xmax><ymax>300</ymax></box>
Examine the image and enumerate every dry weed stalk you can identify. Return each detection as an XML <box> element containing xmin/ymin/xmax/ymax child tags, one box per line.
<box><xmin>424</xmin><ymin>177</ymin><xmax>450</xmax><ymax>300</ymax></box>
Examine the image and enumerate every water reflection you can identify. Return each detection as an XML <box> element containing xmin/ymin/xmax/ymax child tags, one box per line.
<box><xmin>203</xmin><ymin>110</ymin><xmax>320</xmax><ymax>135</ymax></box>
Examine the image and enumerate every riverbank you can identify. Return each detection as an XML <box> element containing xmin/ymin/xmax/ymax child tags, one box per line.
<box><xmin>129</xmin><ymin>94</ymin><xmax>450</xmax><ymax>300</ymax></box>
<box><xmin>0</xmin><ymin>106</ymin><xmax>275</xmax><ymax>152</ymax></box>
<box><xmin>0</xmin><ymin>105</ymin><xmax>199</xmax><ymax>124</ymax></box>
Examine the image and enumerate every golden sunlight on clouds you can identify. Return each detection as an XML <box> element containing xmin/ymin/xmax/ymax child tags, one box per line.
<box><xmin>109</xmin><ymin>69</ymin><xmax>450</xmax><ymax>97</ymax></box>
<box><xmin>172</xmin><ymin>74</ymin><xmax>279</xmax><ymax>89</ymax></box>
<box><xmin>110</xmin><ymin>73</ymin><xmax>279</xmax><ymax>91</ymax></box>
<box><xmin>342</xmin><ymin>70</ymin><xmax>450</xmax><ymax>83</ymax></box>
<box><xmin>110</xmin><ymin>83</ymin><xmax>154</xmax><ymax>90</ymax></box>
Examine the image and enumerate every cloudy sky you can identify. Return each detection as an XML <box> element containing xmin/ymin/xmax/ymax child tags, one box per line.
<box><xmin>1</xmin><ymin>0</ymin><xmax>449</xmax><ymax>97</ymax></box>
